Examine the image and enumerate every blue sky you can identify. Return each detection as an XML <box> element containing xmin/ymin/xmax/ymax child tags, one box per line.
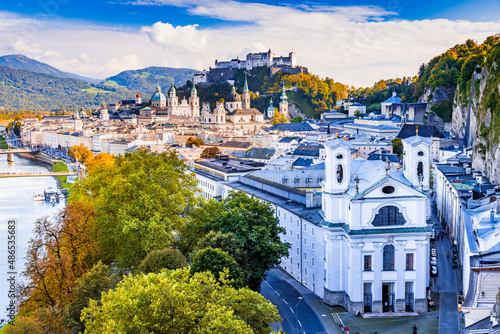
<box><xmin>4</xmin><ymin>0</ymin><xmax>499</xmax><ymax>25</ymax></box>
<box><xmin>0</xmin><ymin>0</ymin><xmax>498</xmax><ymax>86</ymax></box>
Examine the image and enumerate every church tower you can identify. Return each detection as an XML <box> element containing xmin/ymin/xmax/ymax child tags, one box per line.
<box><xmin>267</xmin><ymin>98</ymin><xmax>276</xmax><ymax>119</ymax></box>
<box><xmin>135</xmin><ymin>92</ymin><xmax>142</xmax><ymax>105</ymax></box>
<box><xmin>100</xmin><ymin>102</ymin><xmax>109</xmax><ymax>121</ymax></box>
<box><xmin>242</xmin><ymin>74</ymin><xmax>251</xmax><ymax>109</ymax></box>
<box><xmin>279</xmin><ymin>81</ymin><xmax>289</xmax><ymax>121</ymax></box>
<box><xmin>189</xmin><ymin>83</ymin><xmax>200</xmax><ymax>117</ymax></box>
<box><xmin>322</xmin><ymin>139</ymin><xmax>352</xmax><ymax>223</ymax></box>
<box><xmin>402</xmin><ymin>134</ymin><xmax>431</xmax><ymax>191</ymax></box>
<box><xmin>74</xmin><ymin>108</ymin><xmax>83</xmax><ymax>131</ymax></box>
<box><xmin>167</xmin><ymin>82</ymin><xmax>179</xmax><ymax>114</ymax></box>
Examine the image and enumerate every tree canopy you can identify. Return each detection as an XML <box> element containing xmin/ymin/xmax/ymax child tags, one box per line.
<box><xmin>82</xmin><ymin>268</ymin><xmax>281</xmax><ymax>334</ymax></box>
<box><xmin>206</xmin><ymin>191</ymin><xmax>289</xmax><ymax>290</ymax></box>
<box><xmin>68</xmin><ymin>144</ymin><xmax>94</xmax><ymax>164</ymax></box>
<box><xmin>72</xmin><ymin>148</ymin><xmax>199</xmax><ymax>269</ymax></box>
<box><xmin>200</xmin><ymin>147</ymin><xmax>221</xmax><ymax>159</ymax></box>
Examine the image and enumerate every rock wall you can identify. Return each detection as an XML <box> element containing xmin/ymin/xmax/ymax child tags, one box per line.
<box><xmin>451</xmin><ymin>62</ymin><xmax>500</xmax><ymax>184</ymax></box>
<box><xmin>419</xmin><ymin>86</ymin><xmax>455</xmax><ymax>130</ymax></box>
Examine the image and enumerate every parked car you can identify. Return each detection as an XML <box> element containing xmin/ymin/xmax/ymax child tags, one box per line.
<box><xmin>431</xmin><ymin>266</ymin><xmax>438</xmax><ymax>276</ymax></box>
<box><xmin>430</xmin><ymin>256</ymin><xmax>438</xmax><ymax>266</ymax></box>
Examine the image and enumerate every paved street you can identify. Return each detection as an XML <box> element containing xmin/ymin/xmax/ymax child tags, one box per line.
<box><xmin>262</xmin><ymin>269</ymin><xmax>328</xmax><ymax>334</ymax></box>
<box><xmin>430</xmin><ymin>205</ymin><xmax>460</xmax><ymax>333</ymax></box>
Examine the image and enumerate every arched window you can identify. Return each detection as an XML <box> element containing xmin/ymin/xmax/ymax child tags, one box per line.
<box><xmin>383</xmin><ymin>245</ymin><xmax>395</xmax><ymax>271</ymax></box>
<box><xmin>371</xmin><ymin>206</ymin><xmax>406</xmax><ymax>226</ymax></box>
<box><xmin>336</xmin><ymin>164</ymin><xmax>343</xmax><ymax>183</ymax></box>
<box><xmin>417</xmin><ymin>161</ymin><xmax>423</xmax><ymax>177</ymax></box>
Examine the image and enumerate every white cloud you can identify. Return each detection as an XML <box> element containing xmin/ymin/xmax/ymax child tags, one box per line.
<box><xmin>141</xmin><ymin>22</ymin><xmax>208</xmax><ymax>52</ymax></box>
<box><xmin>0</xmin><ymin>3</ymin><xmax>498</xmax><ymax>87</ymax></box>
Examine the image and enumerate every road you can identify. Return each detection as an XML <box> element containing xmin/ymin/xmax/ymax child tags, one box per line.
<box><xmin>430</xmin><ymin>206</ymin><xmax>460</xmax><ymax>333</ymax></box>
<box><xmin>261</xmin><ymin>270</ymin><xmax>327</xmax><ymax>334</ymax></box>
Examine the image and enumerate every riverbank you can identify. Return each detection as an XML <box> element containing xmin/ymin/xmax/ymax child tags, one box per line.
<box><xmin>0</xmin><ymin>154</ymin><xmax>66</xmax><ymax>325</ymax></box>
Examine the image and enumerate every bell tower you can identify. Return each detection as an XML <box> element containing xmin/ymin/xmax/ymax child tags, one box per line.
<box><xmin>242</xmin><ymin>74</ymin><xmax>251</xmax><ymax>109</ymax></box>
<box><xmin>322</xmin><ymin>139</ymin><xmax>352</xmax><ymax>223</ymax></box>
<box><xmin>402</xmin><ymin>135</ymin><xmax>431</xmax><ymax>191</ymax></box>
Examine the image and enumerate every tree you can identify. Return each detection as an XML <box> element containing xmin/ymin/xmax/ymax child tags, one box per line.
<box><xmin>19</xmin><ymin>201</ymin><xmax>99</xmax><ymax>330</ymax></box>
<box><xmin>271</xmin><ymin>112</ymin><xmax>286</xmax><ymax>125</ymax></box>
<box><xmin>206</xmin><ymin>191</ymin><xmax>289</xmax><ymax>290</ymax></box>
<box><xmin>190</xmin><ymin>248</ymin><xmax>243</xmax><ymax>288</ymax></box>
<box><xmin>72</xmin><ymin>148</ymin><xmax>199</xmax><ymax>269</ymax></box>
<box><xmin>200</xmin><ymin>147</ymin><xmax>221</xmax><ymax>159</ymax></box>
<box><xmin>85</xmin><ymin>153</ymin><xmax>114</xmax><ymax>171</ymax></box>
<box><xmin>195</xmin><ymin>231</ymin><xmax>248</xmax><ymax>271</ymax></box>
<box><xmin>186</xmin><ymin>136</ymin><xmax>204</xmax><ymax>147</ymax></box>
<box><xmin>68</xmin><ymin>144</ymin><xmax>94</xmax><ymax>165</ymax></box>
<box><xmin>138</xmin><ymin>248</ymin><xmax>187</xmax><ymax>274</ymax></box>
<box><xmin>82</xmin><ymin>268</ymin><xmax>281</xmax><ymax>334</ymax></box>
<box><xmin>391</xmin><ymin>138</ymin><xmax>403</xmax><ymax>158</ymax></box>
<box><xmin>291</xmin><ymin>116</ymin><xmax>303</xmax><ymax>123</ymax></box>
<box><xmin>62</xmin><ymin>262</ymin><xmax>118</xmax><ymax>333</ymax></box>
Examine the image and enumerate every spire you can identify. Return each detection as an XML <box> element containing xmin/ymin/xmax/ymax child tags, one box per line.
<box><xmin>191</xmin><ymin>82</ymin><xmax>197</xmax><ymax>93</ymax></box>
<box><xmin>280</xmin><ymin>81</ymin><xmax>288</xmax><ymax>102</ymax></box>
<box><xmin>243</xmin><ymin>73</ymin><xmax>249</xmax><ymax>93</ymax></box>
<box><xmin>155</xmin><ymin>84</ymin><xmax>161</xmax><ymax>93</ymax></box>
<box><xmin>231</xmin><ymin>85</ymin><xmax>236</xmax><ymax>94</ymax></box>
<box><xmin>269</xmin><ymin>98</ymin><xmax>273</xmax><ymax>107</ymax></box>
<box><xmin>169</xmin><ymin>82</ymin><xmax>176</xmax><ymax>93</ymax></box>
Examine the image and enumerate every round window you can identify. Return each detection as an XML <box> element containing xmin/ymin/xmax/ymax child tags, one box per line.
<box><xmin>336</xmin><ymin>154</ymin><xmax>343</xmax><ymax>160</ymax></box>
<box><xmin>382</xmin><ymin>185</ymin><xmax>395</xmax><ymax>194</ymax></box>
<box><xmin>418</xmin><ymin>151</ymin><xmax>424</xmax><ymax>156</ymax></box>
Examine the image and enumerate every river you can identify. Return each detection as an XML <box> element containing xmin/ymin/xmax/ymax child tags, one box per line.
<box><xmin>0</xmin><ymin>153</ymin><xmax>66</xmax><ymax>325</ymax></box>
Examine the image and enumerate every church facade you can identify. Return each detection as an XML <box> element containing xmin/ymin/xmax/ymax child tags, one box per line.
<box><xmin>272</xmin><ymin>136</ymin><xmax>432</xmax><ymax>315</ymax></box>
<box><xmin>145</xmin><ymin>83</ymin><xmax>200</xmax><ymax>118</ymax></box>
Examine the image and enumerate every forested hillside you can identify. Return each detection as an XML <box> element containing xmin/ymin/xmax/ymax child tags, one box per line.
<box><xmin>0</xmin><ymin>54</ymin><xmax>99</xmax><ymax>83</ymax></box>
<box><xmin>102</xmin><ymin>66</ymin><xmax>201</xmax><ymax>93</ymax></box>
<box><xmin>0</xmin><ymin>66</ymin><xmax>133</xmax><ymax>111</ymax></box>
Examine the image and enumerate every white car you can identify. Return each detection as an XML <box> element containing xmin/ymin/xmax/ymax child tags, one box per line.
<box><xmin>430</xmin><ymin>256</ymin><xmax>438</xmax><ymax>266</ymax></box>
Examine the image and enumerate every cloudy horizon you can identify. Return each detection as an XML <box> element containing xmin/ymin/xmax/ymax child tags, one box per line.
<box><xmin>0</xmin><ymin>0</ymin><xmax>499</xmax><ymax>87</ymax></box>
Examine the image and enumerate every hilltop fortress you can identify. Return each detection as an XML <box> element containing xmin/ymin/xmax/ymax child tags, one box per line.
<box><xmin>194</xmin><ymin>49</ymin><xmax>308</xmax><ymax>84</ymax></box>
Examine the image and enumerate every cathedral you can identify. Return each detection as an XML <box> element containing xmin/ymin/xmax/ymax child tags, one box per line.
<box><xmin>143</xmin><ymin>83</ymin><xmax>200</xmax><ymax>118</ymax></box>
<box><xmin>201</xmin><ymin>75</ymin><xmax>265</xmax><ymax>128</ymax></box>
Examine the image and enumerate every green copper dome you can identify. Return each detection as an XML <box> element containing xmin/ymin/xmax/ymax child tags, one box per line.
<box><xmin>151</xmin><ymin>84</ymin><xmax>166</xmax><ymax>101</ymax></box>
<box><xmin>169</xmin><ymin>82</ymin><xmax>176</xmax><ymax>94</ymax></box>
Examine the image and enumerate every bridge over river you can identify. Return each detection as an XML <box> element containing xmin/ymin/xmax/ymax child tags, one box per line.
<box><xmin>0</xmin><ymin>149</ymin><xmax>40</xmax><ymax>162</ymax></box>
<box><xmin>0</xmin><ymin>172</ymin><xmax>77</xmax><ymax>178</ymax></box>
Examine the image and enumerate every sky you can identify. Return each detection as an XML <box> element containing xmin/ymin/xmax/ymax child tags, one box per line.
<box><xmin>0</xmin><ymin>0</ymin><xmax>499</xmax><ymax>87</ymax></box>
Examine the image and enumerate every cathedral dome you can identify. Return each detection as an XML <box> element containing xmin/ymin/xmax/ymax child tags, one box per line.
<box><xmin>226</xmin><ymin>86</ymin><xmax>241</xmax><ymax>102</ymax></box>
<box><xmin>151</xmin><ymin>84</ymin><xmax>166</xmax><ymax>101</ymax></box>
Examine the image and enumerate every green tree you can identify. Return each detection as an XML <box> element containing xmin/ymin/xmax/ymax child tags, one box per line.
<box><xmin>190</xmin><ymin>247</ymin><xmax>243</xmax><ymax>288</ymax></box>
<box><xmin>72</xmin><ymin>148</ymin><xmax>199</xmax><ymax>269</ymax></box>
<box><xmin>62</xmin><ymin>261</ymin><xmax>118</xmax><ymax>333</ymax></box>
<box><xmin>206</xmin><ymin>191</ymin><xmax>289</xmax><ymax>290</ymax></box>
<box><xmin>195</xmin><ymin>231</ymin><xmax>248</xmax><ymax>271</ymax></box>
<box><xmin>291</xmin><ymin>116</ymin><xmax>303</xmax><ymax>123</ymax></box>
<box><xmin>392</xmin><ymin>138</ymin><xmax>403</xmax><ymax>158</ymax></box>
<box><xmin>200</xmin><ymin>147</ymin><xmax>221</xmax><ymax>159</ymax></box>
<box><xmin>82</xmin><ymin>268</ymin><xmax>281</xmax><ymax>334</ymax></box>
<box><xmin>138</xmin><ymin>248</ymin><xmax>187</xmax><ymax>274</ymax></box>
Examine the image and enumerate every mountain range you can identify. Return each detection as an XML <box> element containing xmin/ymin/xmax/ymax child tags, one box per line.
<box><xmin>0</xmin><ymin>55</ymin><xmax>200</xmax><ymax>111</ymax></box>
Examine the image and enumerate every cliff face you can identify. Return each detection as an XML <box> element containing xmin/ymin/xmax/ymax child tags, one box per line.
<box><xmin>451</xmin><ymin>45</ymin><xmax>500</xmax><ymax>183</ymax></box>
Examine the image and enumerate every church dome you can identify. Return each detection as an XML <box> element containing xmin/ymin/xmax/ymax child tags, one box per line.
<box><xmin>226</xmin><ymin>86</ymin><xmax>241</xmax><ymax>102</ymax></box>
<box><xmin>151</xmin><ymin>84</ymin><xmax>166</xmax><ymax>101</ymax></box>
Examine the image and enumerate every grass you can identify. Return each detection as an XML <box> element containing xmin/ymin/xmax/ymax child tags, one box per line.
<box><xmin>0</xmin><ymin>137</ymin><xmax>9</xmax><ymax>149</ymax></box>
<box><xmin>81</xmin><ymin>87</ymin><xmax>110</xmax><ymax>94</ymax></box>
<box><xmin>51</xmin><ymin>161</ymin><xmax>71</xmax><ymax>186</ymax></box>
<box><xmin>103</xmin><ymin>80</ymin><xmax>119</xmax><ymax>87</ymax></box>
